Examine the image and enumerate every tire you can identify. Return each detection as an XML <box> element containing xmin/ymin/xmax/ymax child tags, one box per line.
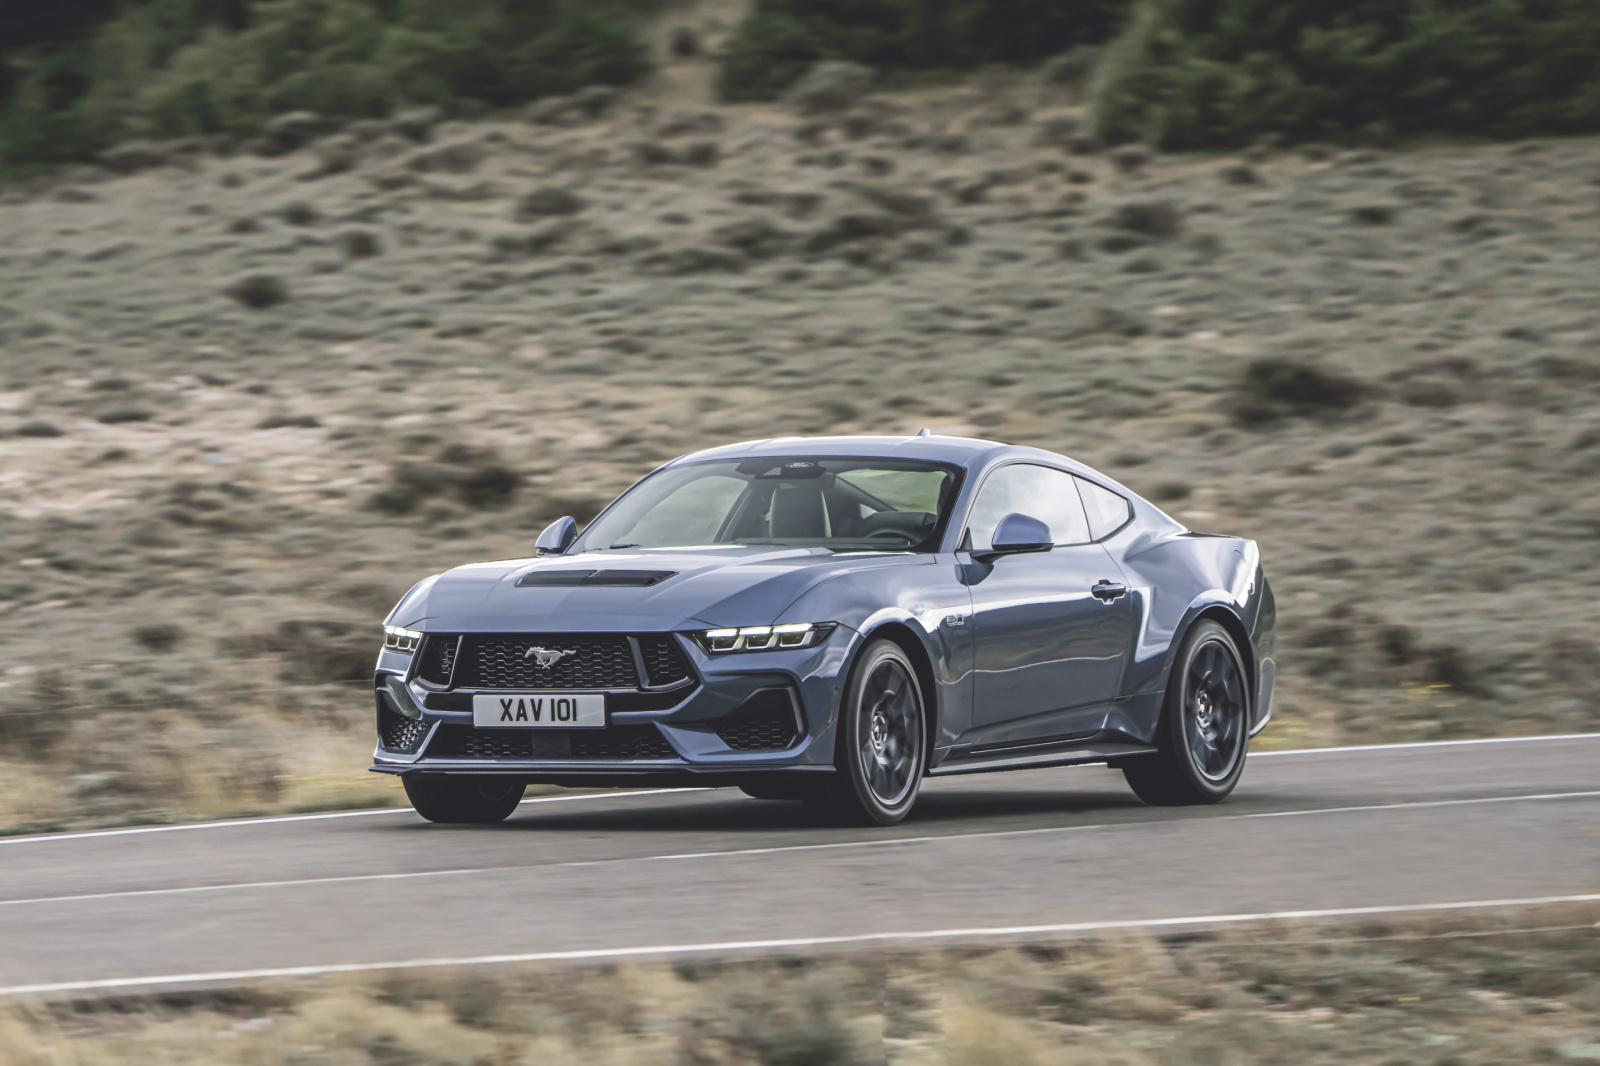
<box><xmin>1122</xmin><ymin>620</ymin><xmax>1250</xmax><ymax>806</ymax></box>
<box><xmin>803</xmin><ymin>639</ymin><xmax>927</xmax><ymax>826</ymax></box>
<box><xmin>403</xmin><ymin>775</ymin><xmax>526</xmax><ymax>824</ymax></box>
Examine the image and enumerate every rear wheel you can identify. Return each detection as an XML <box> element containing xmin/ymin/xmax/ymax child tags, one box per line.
<box><xmin>403</xmin><ymin>775</ymin><xmax>525</xmax><ymax>824</ymax></box>
<box><xmin>1123</xmin><ymin>620</ymin><xmax>1250</xmax><ymax>806</ymax></box>
<box><xmin>803</xmin><ymin>640</ymin><xmax>926</xmax><ymax>826</ymax></box>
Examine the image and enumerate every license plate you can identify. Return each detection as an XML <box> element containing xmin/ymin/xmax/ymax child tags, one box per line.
<box><xmin>472</xmin><ymin>693</ymin><xmax>606</xmax><ymax>729</ymax></box>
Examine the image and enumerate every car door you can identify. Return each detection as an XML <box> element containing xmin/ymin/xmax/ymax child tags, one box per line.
<box><xmin>962</xmin><ymin>463</ymin><xmax>1134</xmax><ymax>749</ymax></box>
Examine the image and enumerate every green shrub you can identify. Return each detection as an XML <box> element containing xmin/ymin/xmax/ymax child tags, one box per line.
<box><xmin>717</xmin><ymin>0</ymin><xmax>1131</xmax><ymax>102</ymax></box>
<box><xmin>1229</xmin><ymin>357</ymin><xmax>1367</xmax><ymax>425</ymax></box>
<box><xmin>0</xmin><ymin>0</ymin><xmax>653</xmax><ymax>173</ymax></box>
<box><xmin>1094</xmin><ymin>0</ymin><xmax>1600</xmax><ymax>149</ymax></box>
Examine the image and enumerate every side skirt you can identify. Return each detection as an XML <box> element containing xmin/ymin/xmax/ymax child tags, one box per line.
<box><xmin>928</xmin><ymin>740</ymin><xmax>1158</xmax><ymax>777</ymax></box>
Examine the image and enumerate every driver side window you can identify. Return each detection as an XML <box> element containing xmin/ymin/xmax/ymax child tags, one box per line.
<box><xmin>965</xmin><ymin>464</ymin><xmax>1090</xmax><ymax>551</ymax></box>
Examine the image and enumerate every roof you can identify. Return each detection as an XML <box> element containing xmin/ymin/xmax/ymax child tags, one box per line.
<box><xmin>652</xmin><ymin>434</ymin><xmax>1178</xmax><ymax>533</ymax></box>
<box><xmin>672</xmin><ymin>433</ymin><xmax>1039</xmax><ymax>469</ymax></box>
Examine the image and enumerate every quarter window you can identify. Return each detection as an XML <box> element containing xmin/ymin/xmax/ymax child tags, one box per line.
<box><xmin>1075</xmin><ymin>478</ymin><xmax>1132</xmax><ymax>541</ymax></box>
<box><xmin>965</xmin><ymin>464</ymin><xmax>1090</xmax><ymax>551</ymax></box>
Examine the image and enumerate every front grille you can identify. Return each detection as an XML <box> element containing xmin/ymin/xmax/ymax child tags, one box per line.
<box><xmin>461</xmin><ymin>634</ymin><xmax>636</xmax><ymax>689</ymax></box>
<box><xmin>640</xmin><ymin>635</ymin><xmax>693</xmax><ymax>687</ymax></box>
<box><xmin>713</xmin><ymin>689</ymin><xmax>800</xmax><ymax>751</ymax></box>
<box><xmin>417</xmin><ymin>635</ymin><xmax>457</xmax><ymax>686</ymax></box>
<box><xmin>426</xmin><ymin>724</ymin><xmax>677</xmax><ymax>760</ymax></box>
<box><xmin>378</xmin><ymin>701</ymin><xmax>429</xmax><ymax>754</ymax></box>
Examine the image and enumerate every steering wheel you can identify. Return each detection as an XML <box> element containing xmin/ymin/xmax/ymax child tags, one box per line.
<box><xmin>865</xmin><ymin>528</ymin><xmax>916</xmax><ymax>543</ymax></box>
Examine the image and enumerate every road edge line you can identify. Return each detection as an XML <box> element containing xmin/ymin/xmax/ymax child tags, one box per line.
<box><xmin>3</xmin><ymin>892</ymin><xmax>1597</xmax><ymax>998</ymax></box>
<box><xmin>0</xmin><ymin>789</ymin><xmax>709</xmax><ymax>847</ymax></box>
<box><xmin>2</xmin><ymin>731</ymin><xmax>1596</xmax><ymax>846</ymax></box>
<box><xmin>1250</xmin><ymin>732</ymin><xmax>1600</xmax><ymax>757</ymax></box>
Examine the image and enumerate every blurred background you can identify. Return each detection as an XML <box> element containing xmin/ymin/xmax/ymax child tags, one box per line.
<box><xmin>0</xmin><ymin>0</ymin><xmax>1597</xmax><ymax>833</ymax></box>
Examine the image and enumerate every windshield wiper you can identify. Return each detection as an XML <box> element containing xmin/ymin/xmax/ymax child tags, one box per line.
<box><xmin>608</xmin><ymin>543</ymin><xmax>640</xmax><ymax>550</ymax></box>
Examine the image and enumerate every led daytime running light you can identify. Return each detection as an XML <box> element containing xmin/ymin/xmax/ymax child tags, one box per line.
<box><xmin>383</xmin><ymin>625</ymin><xmax>422</xmax><ymax>652</ymax></box>
<box><xmin>699</xmin><ymin>623</ymin><xmax>833</xmax><ymax>653</ymax></box>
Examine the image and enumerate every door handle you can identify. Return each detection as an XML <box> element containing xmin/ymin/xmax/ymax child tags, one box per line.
<box><xmin>1091</xmin><ymin>580</ymin><xmax>1127</xmax><ymax>602</ymax></box>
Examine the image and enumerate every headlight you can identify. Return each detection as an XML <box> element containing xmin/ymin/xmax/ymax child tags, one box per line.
<box><xmin>383</xmin><ymin>625</ymin><xmax>422</xmax><ymax>652</ymax></box>
<box><xmin>696</xmin><ymin>623</ymin><xmax>835</xmax><ymax>653</ymax></box>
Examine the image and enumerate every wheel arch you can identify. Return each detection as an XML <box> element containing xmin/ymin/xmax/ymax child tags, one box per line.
<box><xmin>1180</xmin><ymin>604</ymin><xmax>1257</xmax><ymax>719</ymax></box>
<box><xmin>856</xmin><ymin>620</ymin><xmax>940</xmax><ymax>767</ymax></box>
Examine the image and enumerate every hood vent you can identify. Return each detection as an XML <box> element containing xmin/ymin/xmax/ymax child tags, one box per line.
<box><xmin>515</xmin><ymin>569</ymin><xmax>676</xmax><ymax>588</ymax></box>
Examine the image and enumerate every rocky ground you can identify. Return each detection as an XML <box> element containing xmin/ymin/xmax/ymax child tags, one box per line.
<box><xmin>4</xmin><ymin>909</ymin><xmax>1597</xmax><ymax>1064</ymax></box>
<box><xmin>1</xmin><ymin>63</ymin><xmax>1598</xmax><ymax>829</ymax></box>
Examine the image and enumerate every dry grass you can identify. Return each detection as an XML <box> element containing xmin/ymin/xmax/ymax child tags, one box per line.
<box><xmin>1</xmin><ymin>911</ymin><xmax>1596</xmax><ymax>1064</ymax></box>
<box><xmin>0</xmin><ymin>683</ymin><xmax>404</xmax><ymax>834</ymax></box>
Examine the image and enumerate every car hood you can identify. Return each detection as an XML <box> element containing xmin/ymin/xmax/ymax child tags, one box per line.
<box><xmin>388</xmin><ymin>547</ymin><xmax>930</xmax><ymax>632</ymax></box>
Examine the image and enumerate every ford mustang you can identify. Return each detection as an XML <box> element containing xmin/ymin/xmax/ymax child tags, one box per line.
<box><xmin>372</xmin><ymin>433</ymin><xmax>1276</xmax><ymax>825</ymax></box>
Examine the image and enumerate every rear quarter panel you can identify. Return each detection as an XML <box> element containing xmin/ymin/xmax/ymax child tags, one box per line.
<box><xmin>1107</xmin><ymin>521</ymin><xmax>1270</xmax><ymax>738</ymax></box>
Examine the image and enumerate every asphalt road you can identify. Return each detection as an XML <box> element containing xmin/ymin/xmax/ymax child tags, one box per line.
<box><xmin>2</xmin><ymin>735</ymin><xmax>1597</xmax><ymax>997</ymax></box>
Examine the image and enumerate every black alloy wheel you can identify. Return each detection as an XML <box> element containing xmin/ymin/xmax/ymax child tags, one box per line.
<box><xmin>804</xmin><ymin>639</ymin><xmax>927</xmax><ymax>826</ymax></box>
<box><xmin>1123</xmin><ymin>619</ymin><xmax>1250</xmax><ymax>806</ymax></box>
<box><xmin>403</xmin><ymin>775</ymin><xmax>526</xmax><ymax>824</ymax></box>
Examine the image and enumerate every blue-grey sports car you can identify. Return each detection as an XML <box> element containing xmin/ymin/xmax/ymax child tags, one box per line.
<box><xmin>372</xmin><ymin>433</ymin><xmax>1276</xmax><ymax>826</ymax></box>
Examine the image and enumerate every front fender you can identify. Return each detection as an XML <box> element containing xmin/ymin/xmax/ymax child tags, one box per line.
<box><xmin>782</xmin><ymin>568</ymin><xmax>975</xmax><ymax>760</ymax></box>
<box><xmin>384</xmin><ymin>574</ymin><xmax>441</xmax><ymax>629</ymax></box>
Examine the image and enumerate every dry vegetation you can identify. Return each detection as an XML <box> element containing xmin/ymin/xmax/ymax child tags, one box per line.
<box><xmin>2</xmin><ymin>911</ymin><xmax>1597</xmax><ymax>1064</ymax></box>
<box><xmin>1</xmin><ymin>51</ymin><xmax>1598</xmax><ymax>831</ymax></box>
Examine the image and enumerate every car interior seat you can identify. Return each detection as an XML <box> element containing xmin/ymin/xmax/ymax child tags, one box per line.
<box><xmin>768</xmin><ymin>482</ymin><xmax>830</xmax><ymax>539</ymax></box>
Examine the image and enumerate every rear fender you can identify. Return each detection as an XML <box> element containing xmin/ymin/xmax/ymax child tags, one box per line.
<box><xmin>1136</xmin><ymin>594</ymin><xmax>1260</xmax><ymax>738</ymax></box>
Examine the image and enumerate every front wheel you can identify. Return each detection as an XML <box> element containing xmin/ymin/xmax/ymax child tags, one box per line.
<box><xmin>803</xmin><ymin>640</ymin><xmax>926</xmax><ymax>826</ymax></box>
<box><xmin>403</xmin><ymin>775</ymin><xmax>525</xmax><ymax>824</ymax></box>
<box><xmin>1123</xmin><ymin>620</ymin><xmax>1250</xmax><ymax>806</ymax></box>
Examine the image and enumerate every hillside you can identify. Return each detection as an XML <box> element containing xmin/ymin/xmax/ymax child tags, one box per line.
<box><xmin>1</xmin><ymin>71</ymin><xmax>1597</xmax><ymax>829</ymax></box>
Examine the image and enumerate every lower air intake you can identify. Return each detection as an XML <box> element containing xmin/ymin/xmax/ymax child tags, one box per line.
<box><xmin>377</xmin><ymin>701</ymin><xmax>429</xmax><ymax>754</ymax></box>
<box><xmin>713</xmin><ymin>689</ymin><xmax>801</xmax><ymax>751</ymax></box>
<box><xmin>426</xmin><ymin>724</ymin><xmax>677</xmax><ymax>760</ymax></box>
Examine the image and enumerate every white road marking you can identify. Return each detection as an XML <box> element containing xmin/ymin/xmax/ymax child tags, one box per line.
<box><xmin>0</xmin><ymin>789</ymin><xmax>711</xmax><ymax>847</ymax></box>
<box><xmin>1249</xmin><ymin>732</ymin><xmax>1600</xmax><ymax>757</ymax></box>
<box><xmin>2</xmin><ymin>892</ymin><xmax>1596</xmax><ymax>998</ymax></box>
<box><xmin>0</xmin><ymin>731</ymin><xmax>1593</xmax><ymax>848</ymax></box>
<box><xmin>610</xmin><ymin>789</ymin><xmax>1600</xmax><ymax>862</ymax></box>
<box><xmin>1241</xmin><ymin>791</ymin><xmax>1600</xmax><ymax>819</ymax></box>
<box><xmin>2</xmin><ymin>790</ymin><xmax>1595</xmax><ymax>911</ymax></box>
<box><xmin>0</xmin><ymin>867</ymin><xmax>498</xmax><ymax>910</ymax></box>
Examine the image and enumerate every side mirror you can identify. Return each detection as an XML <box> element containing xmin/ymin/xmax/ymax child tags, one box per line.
<box><xmin>973</xmin><ymin>512</ymin><xmax>1053</xmax><ymax>563</ymax></box>
<box><xmin>535</xmin><ymin>516</ymin><xmax>578</xmax><ymax>556</ymax></box>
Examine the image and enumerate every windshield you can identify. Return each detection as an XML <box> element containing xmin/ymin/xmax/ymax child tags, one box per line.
<box><xmin>572</xmin><ymin>457</ymin><xmax>962</xmax><ymax>553</ymax></box>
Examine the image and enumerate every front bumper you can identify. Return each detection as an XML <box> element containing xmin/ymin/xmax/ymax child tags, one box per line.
<box><xmin>369</xmin><ymin>626</ymin><xmax>854</xmax><ymax>780</ymax></box>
